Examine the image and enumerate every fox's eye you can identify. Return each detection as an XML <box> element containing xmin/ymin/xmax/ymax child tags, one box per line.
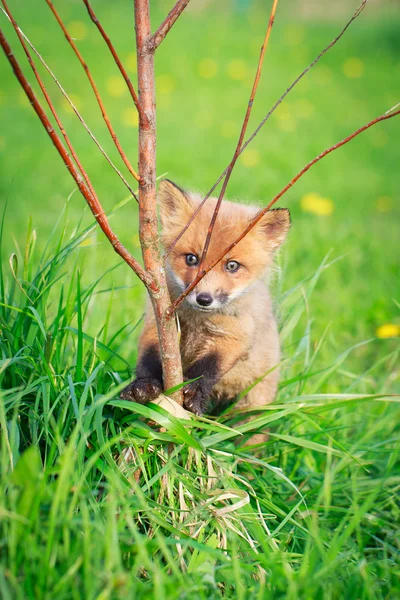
<box><xmin>225</xmin><ymin>260</ymin><xmax>240</xmax><ymax>273</ymax></box>
<box><xmin>185</xmin><ymin>253</ymin><xmax>199</xmax><ymax>266</ymax></box>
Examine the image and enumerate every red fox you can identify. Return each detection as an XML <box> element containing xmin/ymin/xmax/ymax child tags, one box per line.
<box><xmin>121</xmin><ymin>180</ymin><xmax>290</xmax><ymax>427</ymax></box>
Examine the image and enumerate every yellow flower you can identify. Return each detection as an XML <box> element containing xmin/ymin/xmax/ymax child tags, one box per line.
<box><xmin>240</xmin><ymin>148</ymin><xmax>260</xmax><ymax>168</ymax></box>
<box><xmin>126</xmin><ymin>53</ymin><xmax>137</xmax><ymax>73</ymax></box>
<box><xmin>376</xmin><ymin>324</ymin><xmax>400</xmax><ymax>339</ymax></box>
<box><xmin>371</xmin><ymin>129</ymin><xmax>388</xmax><ymax>148</ymax></box>
<box><xmin>67</xmin><ymin>21</ymin><xmax>87</xmax><ymax>41</ymax></box>
<box><xmin>198</xmin><ymin>58</ymin><xmax>218</xmax><ymax>79</ymax></box>
<box><xmin>227</xmin><ymin>59</ymin><xmax>248</xmax><ymax>81</ymax></box>
<box><xmin>294</xmin><ymin>99</ymin><xmax>315</xmax><ymax>119</ymax></box>
<box><xmin>284</xmin><ymin>24</ymin><xmax>305</xmax><ymax>45</ymax></box>
<box><xmin>376</xmin><ymin>196</ymin><xmax>393</xmax><ymax>212</ymax></box>
<box><xmin>194</xmin><ymin>111</ymin><xmax>213</xmax><ymax>128</ymax></box>
<box><xmin>132</xmin><ymin>235</ymin><xmax>141</xmax><ymax>249</ymax></box>
<box><xmin>18</xmin><ymin>89</ymin><xmax>29</xmax><ymax>107</ymax></box>
<box><xmin>250</xmin><ymin>39</ymin><xmax>262</xmax><ymax>57</ymax></box>
<box><xmin>300</xmin><ymin>193</ymin><xmax>334</xmax><ymax>216</ymax></box>
<box><xmin>62</xmin><ymin>93</ymin><xmax>82</xmax><ymax>114</ymax></box>
<box><xmin>106</xmin><ymin>76</ymin><xmax>126</xmax><ymax>98</ymax></box>
<box><xmin>157</xmin><ymin>74</ymin><xmax>176</xmax><ymax>94</ymax></box>
<box><xmin>121</xmin><ymin>107</ymin><xmax>138</xmax><ymax>128</ymax></box>
<box><xmin>275</xmin><ymin>104</ymin><xmax>290</xmax><ymax>121</ymax></box>
<box><xmin>316</xmin><ymin>65</ymin><xmax>332</xmax><ymax>85</ymax></box>
<box><xmin>343</xmin><ymin>58</ymin><xmax>364</xmax><ymax>79</ymax></box>
<box><xmin>273</xmin><ymin>103</ymin><xmax>297</xmax><ymax>132</ymax></box>
<box><xmin>276</xmin><ymin>118</ymin><xmax>296</xmax><ymax>133</ymax></box>
<box><xmin>220</xmin><ymin>121</ymin><xmax>237</xmax><ymax>139</ymax></box>
<box><xmin>158</xmin><ymin>95</ymin><xmax>172</xmax><ymax>110</ymax></box>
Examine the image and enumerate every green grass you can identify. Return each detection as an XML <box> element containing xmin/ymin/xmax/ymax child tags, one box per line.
<box><xmin>0</xmin><ymin>0</ymin><xmax>399</xmax><ymax>598</ymax></box>
<box><xmin>1</xmin><ymin>202</ymin><xmax>399</xmax><ymax>599</ymax></box>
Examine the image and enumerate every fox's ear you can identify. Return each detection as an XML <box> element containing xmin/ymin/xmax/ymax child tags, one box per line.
<box><xmin>256</xmin><ymin>208</ymin><xmax>291</xmax><ymax>250</ymax></box>
<box><xmin>158</xmin><ymin>179</ymin><xmax>192</xmax><ymax>229</ymax></box>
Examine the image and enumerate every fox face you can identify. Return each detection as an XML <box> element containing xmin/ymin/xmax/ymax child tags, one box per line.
<box><xmin>159</xmin><ymin>180</ymin><xmax>290</xmax><ymax>313</ymax></box>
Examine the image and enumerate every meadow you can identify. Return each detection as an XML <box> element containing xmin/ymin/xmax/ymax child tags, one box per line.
<box><xmin>0</xmin><ymin>0</ymin><xmax>399</xmax><ymax>597</ymax></box>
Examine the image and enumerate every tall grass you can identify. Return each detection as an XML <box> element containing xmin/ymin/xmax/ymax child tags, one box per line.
<box><xmin>0</xmin><ymin>203</ymin><xmax>399</xmax><ymax>599</ymax></box>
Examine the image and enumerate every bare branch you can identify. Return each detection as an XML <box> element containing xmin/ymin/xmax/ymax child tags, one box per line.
<box><xmin>386</xmin><ymin>102</ymin><xmax>400</xmax><ymax>115</ymax></box>
<box><xmin>0</xmin><ymin>27</ymin><xmax>153</xmax><ymax>289</ymax></box>
<box><xmin>45</xmin><ymin>0</ymin><xmax>141</xmax><ymax>183</ymax></box>
<box><xmin>0</xmin><ymin>10</ymin><xmax>138</xmax><ymax>202</ymax></box>
<box><xmin>167</xmin><ymin>106</ymin><xmax>400</xmax><ymax>315</ymax></box>
<box><xmin>165</xmin><ymin>0</ymin><xmax>367</xmax><ymax>257</ymax></box>
<box><xmin>0</xmin><ymin>2</ymin><xmax>137</xmax><ymax>202</ymax></box>
<box><xmin>149</xmin><ymin>0</ymin><xmax>191</xmax><ymax>51</ymax></box>
<box><xmin>1</xmin><ymin>0</ymin><xmax>97</xmax><ymax>203</ymax></box>
<box><xmin>82</xmin><ymin>0</ymin><xmax>140</xmax><ymax>113</ymax></box>
<box><xmin>135</xmin><ymin>0</ymin><xmax>184</xmax><ymax>401</ymax></box>
<box><xmin>196</xmin><ymin>0</ymin><xmax>279</xmax><ymax>274</ymax></box>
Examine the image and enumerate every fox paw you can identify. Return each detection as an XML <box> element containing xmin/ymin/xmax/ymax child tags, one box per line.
<box><xmin>183</xmin><ymin>381</ymin><xmax>209</xmax><ymax>416</ymax></box>
<box><xmin>120</xmin><ymin>378</ymin><xmax>162</xmax><ymax>404</ymax></box>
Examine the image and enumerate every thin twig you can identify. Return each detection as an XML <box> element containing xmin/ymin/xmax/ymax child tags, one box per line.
<box><xmin>149</xmin><ymin>0</ymin><xmax>191</xmax><ymax>51</ymax></box>
<box><xmin>196</xmin><ymin>0</ymin><xmax>279</xmax><ymax>274</ymax></box>
<box><xmin>386</xmin><ymin>102</ymin><xmax>400</xmax><ymax>115</ymax></box>
<box><xmin>0</xmin><ymin>7</ymin><xmax>138</xmax><ymax>201</ymax></box>
<box><xmin>81</xmin><ymin>0</ymin><xmax>140</xmax><ymax>113</ymax></box>
<box><xmin>0</xmin><ymin>27</ymin><xmax>153</xmax><ymax>289</ymax></box>
<box><xmin>165</xmin><ymin>0</ymin><xmax>367</xmax><ymax>257</ymax></box>
<box><xmin>45</xmin><ymin>0</ymin><xmax>141</xmax><ymax>183</ymax></box>
<box><xmin>167</xmin><ymin>106</ymin><xmax>400</xmax><ymax>315</ymax></box>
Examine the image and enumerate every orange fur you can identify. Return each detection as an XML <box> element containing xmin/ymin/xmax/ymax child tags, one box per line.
<box><xmin>122</xmin><ymin>179</ymin><xmax>291</xmax><ymax>443</ymax></box>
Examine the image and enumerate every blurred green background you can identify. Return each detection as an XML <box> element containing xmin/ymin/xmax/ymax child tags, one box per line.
<box><xmin>0</xmin><ymin>0</ymin><xmax>399</xmax><ymax>385</ymax></box>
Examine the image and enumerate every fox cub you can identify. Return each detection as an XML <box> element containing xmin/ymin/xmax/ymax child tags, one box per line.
<box><xmin>121</xmin><ymin>179</ymin><xmax>290</xmax><ymax>418</ymax></box>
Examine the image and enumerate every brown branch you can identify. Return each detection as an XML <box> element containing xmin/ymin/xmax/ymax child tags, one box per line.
<box><xmin>167</xmin><ymin>106</ymin><xmax>400</xmax><ymax>315</ymax></box>
<box><xmin>165</xmin><ymin>0</ymin><xmax>367</xmax><ymax>257</ymax></box>
<box><xmin>135</xmin><ymin>0</ymin><xmax>184</xmax><ymax>402</ymax></box>
<box><xmin>196</xmin><ymin>0</ymin><xmax>279</xmax><ymax>274</ymax></box>
<box><xmin>149</xmin><ymin>0</ymin><xmax>191</xmax><ymax>51</ymax></box>
<box><xmin>45</xmin><ymin>0</ymin><xmax>141</xmax><ymax>184</ymax></box>
<box><xmin>0</xmin><ymin>27</ymin><xmax>153</xmax><ymax>289</ymax></box>
<box><xmin>0</xmin><ymin>8</ymin><xmax>138</xmax><ymax>201</ymax></box>
<box><xmin>81</xmin><ymin>0</ymin><xmax>140</xmax><ymax>113</ymax></box>
<box><xmin>1</xmin><ymin>0</ymin><xmax>98</xmax><ymax>202</ymax></box>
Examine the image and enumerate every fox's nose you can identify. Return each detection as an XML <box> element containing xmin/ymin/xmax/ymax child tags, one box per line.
<box><xmin>196</xmin><ymin>293</ymin><xmax>213</xmax><ymax>307</ymax></box>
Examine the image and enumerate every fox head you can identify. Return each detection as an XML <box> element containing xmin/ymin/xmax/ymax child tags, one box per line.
<box><xmin>159</xmin><ymin>180</ymin><xmax>291</xmax><ymax>313</ymax></box>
